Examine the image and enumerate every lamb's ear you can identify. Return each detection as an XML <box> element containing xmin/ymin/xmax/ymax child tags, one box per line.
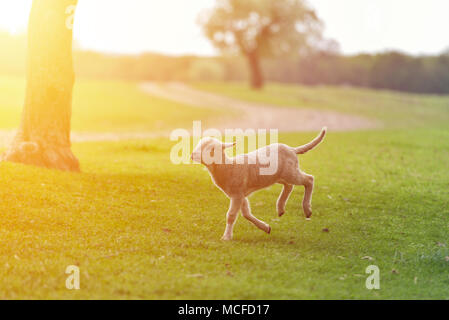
<box><xmin>222</xmin><ymin>142</ymin><xmax>236</xmax><ymax>149</ymax></box>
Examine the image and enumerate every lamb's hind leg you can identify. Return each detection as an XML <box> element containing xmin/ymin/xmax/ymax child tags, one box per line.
<box><xmin>277</xmin><ymin>184</ymin><xmax>293</xmax><ymax>217</ymax></box>
<box><xmin>288</xmin><ymin>172</ymin><xmax>314</xmax><ymax>219</ymax></box>
<box><xmin>241</xmin><ymin>198</ymin><xmax>271</xmax><ymax>234</ymax></box>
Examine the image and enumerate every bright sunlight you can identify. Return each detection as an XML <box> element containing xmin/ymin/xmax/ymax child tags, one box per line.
<box><xmin>0</xmin><ymin>1</ymin><xmax>31</xmax><ymax>35</ymax></box>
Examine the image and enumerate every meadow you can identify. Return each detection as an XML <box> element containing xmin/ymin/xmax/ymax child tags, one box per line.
<box><xmin>0</xmin><ymin>77</ymin><xmax>448</xmax><ymax>299</ymax></box>
<box><xmin>0</xmin><ymin>76</ymin><xmax>222</xmax><ymax>132</ymax></box>
<box><xmin>193</xmin><ymin>82</ymin><xmax>449</xmax><ymax>128</ymax></box>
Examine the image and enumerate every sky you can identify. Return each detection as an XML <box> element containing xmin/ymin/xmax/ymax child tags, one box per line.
<box><xmin>0</xmin><ymin>0</ymin><xmax>448</xmax><ymax>56</ymax></box>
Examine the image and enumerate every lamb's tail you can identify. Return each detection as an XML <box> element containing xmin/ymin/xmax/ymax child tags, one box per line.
<box><xmin>294</xmin><ymin>127</ymin><xmax>327</xmax><ymax>154</ymax></box>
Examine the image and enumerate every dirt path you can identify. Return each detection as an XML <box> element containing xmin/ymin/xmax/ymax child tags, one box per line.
<box><xmin>0</xmin><ymin>83</ymin><xmax>378</xmax><ymax>148</ymax></box>
<box><xmin>141</xmin><ymin>82</ymin><xmax>378</xmax><ymax>132</ymax></box>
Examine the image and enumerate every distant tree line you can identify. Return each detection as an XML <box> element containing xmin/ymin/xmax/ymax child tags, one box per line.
<box><xmin>1</xmin><ymin>32</ymin><xmax>448</xmax><ymax>94</ymax></box>
<box><xmin>282</xmin><ymin>50</ymin><xmax>449</xmax><ymax>94</ymax></box>
<box><xmin>75</xmin><ymin>50</ymin><xmax>449</xmax><ymax>94</ymax></box>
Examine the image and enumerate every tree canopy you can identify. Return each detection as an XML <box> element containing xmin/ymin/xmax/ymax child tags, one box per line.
<box><xmin>201</xmin><ymin>0</ymin><xmax>322</xmax><ymax>56</ymax></box>
<box><xmin>200</xmin><ymin>0</ymin><xmax>323</xmax><ymax>88</ymax></box>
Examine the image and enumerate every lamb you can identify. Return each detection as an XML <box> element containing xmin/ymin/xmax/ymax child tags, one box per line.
<box><xmin>191</xmin><ymin>128</ymin><xmax>327</xmax><ymax>241</ymax></box>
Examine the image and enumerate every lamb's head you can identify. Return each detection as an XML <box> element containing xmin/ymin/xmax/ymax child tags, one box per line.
<box><xmin>191</xmin><ymin>137</ymin><xmax>236</xmax><ymax>166</ymax></box>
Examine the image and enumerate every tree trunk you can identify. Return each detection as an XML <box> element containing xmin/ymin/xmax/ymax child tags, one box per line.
<box><xmin>1</xmin><ymin>0</ymin><xmax>79</xmax><ymax>171</ymax></box>
<box><xmin>247</xmin><ymin>50</ymin><xmax>264</xmax><ymax>90</ymax></box>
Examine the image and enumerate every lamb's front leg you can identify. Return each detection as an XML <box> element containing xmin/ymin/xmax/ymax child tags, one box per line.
<box><xmin>221</xmin><ymin>197</ymin><xmax>243</xmax><ymax>241</ymax></box>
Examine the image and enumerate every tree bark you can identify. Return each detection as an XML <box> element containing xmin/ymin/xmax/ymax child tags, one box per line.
<box><xmin>1</xmin><ymin>0</ymin><xmax>79</xmax><ymax>171</ymax></box>
<box><xmin>247</xmin><ymin>50</ymin><xmax>264</xmax><ymax>90</ymax></box>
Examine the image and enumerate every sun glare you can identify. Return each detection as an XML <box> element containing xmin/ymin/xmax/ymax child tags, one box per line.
<box><xmin>0</xmin><ymin>1</ymin><xmax>32</xmax><ymax>35</ymax></box>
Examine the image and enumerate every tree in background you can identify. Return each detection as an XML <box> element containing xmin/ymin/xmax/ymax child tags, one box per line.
<box><xmin>2</xmin><ymin>0</ymin><xmax>80</xmax><ymax>171</ymax></box>
<box><xmin>199</xmin><ymin>0</ymin><xmax>323</xmax><ymax>89</ymax></box>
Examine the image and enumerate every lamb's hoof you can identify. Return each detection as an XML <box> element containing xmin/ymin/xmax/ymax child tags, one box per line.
<box><xmin>304</xmin><ymin>208</ymin><xmax>312</xmax><ymax>219</ymax></box>
<box><xmin>278</xmin><ymin>210</ymin><xmax>285</xmax><ymax>217</ymax></box>
<box><xmin>221</xmin><ymin>236</ymin><xmax>232</xmax><ymax>241</ymax></box>
<box><xmin>267</xmin><ymin>226</ymin><xmax>271</xmax><ymax>234</ymax></box>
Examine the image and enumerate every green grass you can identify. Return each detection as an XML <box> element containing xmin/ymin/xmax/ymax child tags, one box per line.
<box><xmin>0</xmin><ymin>76</ymin><xmax>221</xmax><ymax>132</ymax></box>
<box><xmin>0</xmin><ymin>78</ymin><xmax>448</xmax><ymax>299</ymax></box>
<box><xmin>1</xmin><ymin>130</ymin><xmax>448</xmax><ymax>299</ymax></box>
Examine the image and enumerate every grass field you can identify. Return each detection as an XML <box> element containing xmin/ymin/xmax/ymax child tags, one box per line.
<box><xmin>0</xmin><ymin>76</ymin><xmax>221</xmax><ymax>132</ymax></box>
<box><xmin>0</xmin><ymin>77</ymin><xmax>448</xmax><ymax>299</ymax></box>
